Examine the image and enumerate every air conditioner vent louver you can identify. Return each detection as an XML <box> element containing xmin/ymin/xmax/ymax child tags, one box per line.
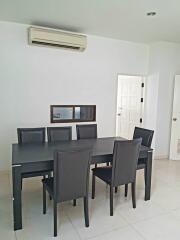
<box><xmin>31</xmin><ymin>41</ymin><xmax>81</xmax><ymax>50</ymax></box>
<box><xmin>28</xmin><ymin>27</ymin><xmax>87</xmax><ymax>51</ymax></box>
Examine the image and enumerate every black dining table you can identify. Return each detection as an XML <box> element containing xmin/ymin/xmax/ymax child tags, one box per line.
<box><xmin>12</xmin><ymin>137</ymin><xmax>153</xmax><ymax>231</ymax></box>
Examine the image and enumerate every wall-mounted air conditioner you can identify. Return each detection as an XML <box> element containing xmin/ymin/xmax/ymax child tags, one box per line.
<box><xmin>28</xmin><ymin>27</ymin><xmax>87</xmax><ymax>51</ymax></box>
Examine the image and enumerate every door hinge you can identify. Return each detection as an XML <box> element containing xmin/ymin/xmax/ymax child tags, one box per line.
<box><xmin>140</xmin><ymin>118</ymin><xmax>143</xmax><ymax>123</ymax></box>
<box><xmin>141</xmin><ymin>98</ymin><xmax>143</xmax><ymax>103</ymax></box>
<box><xmin>141</xmin><ymin>83</ymin><xmax>144</xmax><ymax>88</ymax></box>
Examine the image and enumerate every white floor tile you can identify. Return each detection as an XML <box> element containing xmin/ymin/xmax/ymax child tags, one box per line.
<box><xmin>117</xmin><ymin>198</ymin><xmax>167</xmax><ymax>224</ymax></box>
<box><xmin>151</xmin><ymin>185</ymin><xmax>180</xmax><ymax>211</ymax></box>
<box><xmin>89</xmin><ymin>226</ymin><xmax>144</xmax><ymax>240</ymax></box>
<box><xmin>16</xmin><ymin>206</ymin><xmax>80</xmax><ymax>240</ymax></box>
<box><xmin>171</xmin><ymin>208</ymin><xmax>180</xmax><ymax>220</ymax></box>
<box><xmin>65</xmin><ymin>196</ymin><xmax>128</xmax><ymax>239</ymax></box>
<box><xmin>133</xmin><ymin>213</ymin><xmax>180</xmax><ymax>240</ymax></box>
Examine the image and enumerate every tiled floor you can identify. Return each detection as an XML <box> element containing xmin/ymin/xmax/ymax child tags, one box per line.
<box><xmin>1</xmin><ymin>159</ymin><xmax>180</xmax><ymax>240</ymax></box>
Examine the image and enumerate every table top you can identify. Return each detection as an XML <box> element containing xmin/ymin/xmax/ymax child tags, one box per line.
<box><xmin>12</xmin><ymin>137</ymin><xmax>152</xmax><ymax>165</ymax></box>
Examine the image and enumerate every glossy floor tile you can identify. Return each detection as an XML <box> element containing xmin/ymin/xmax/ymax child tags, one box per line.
<box><xmin>90</xmin><ymin>226</ymin><xmax>144</xmax><ymax>240</ymax></box>
<box><xmin>1</xmin><ymin>159</ymin><xmax>180</xmax><ymax>240</ymax></box>
<box><xmin>133</xmin><ymin>213</ymin><xmax>180</xmax><ymax>240</ymax></box>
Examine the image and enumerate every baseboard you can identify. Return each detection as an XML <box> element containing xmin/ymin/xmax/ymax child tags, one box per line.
<box><xmin>154</xmin><ymin>155</ymin><xmax>169</xmax><ymax>160</ymax></box>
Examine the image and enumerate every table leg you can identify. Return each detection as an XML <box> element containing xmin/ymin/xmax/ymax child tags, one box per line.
<box><xmin>145</xmin><ymin>151</ymin><xmax>153</xmax><ymax>201</ymax></box>
<box><xmin>12</xmin><ymin>164</ymin><xmax>22</xmax><ymax>230</ymax></box>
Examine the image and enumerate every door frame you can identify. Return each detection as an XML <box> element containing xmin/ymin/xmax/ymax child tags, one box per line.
<box><xmin>170</xmin><ymin>75</ymin><xmax>180</xmax><ymax>160</ymax></box>
<box><xmin>115</xmin><ymin>73</ymin><xmax>146</xmax><ymax>137</ymax></box>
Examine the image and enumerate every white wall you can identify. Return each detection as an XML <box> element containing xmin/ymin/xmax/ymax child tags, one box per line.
<box><xmin>0</xmin><ymin>21</ymin><xmax>149</xmax><ymax>171</ymax></box>
<box><xmin>146</xmin><ymin>42</ymin><xmax>180</xmax><ymax>158</ymax></box>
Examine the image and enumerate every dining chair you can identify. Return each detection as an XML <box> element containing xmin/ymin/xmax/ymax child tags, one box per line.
<box><xmin>76</xmin><ymin>124</ymin><xmax>99</xmax><ymax>167</ymax></box>
<box><xmin>17</xmin><ymin>128</ymin><xmax>51</xmax><ymax>187</ymax></box>
<box><xmin>91</xmin><ymin>139</ymin><xmax>142</xmax><ymax>216</ymax></box>
<box><xmin>47</xmin><ymin>126</ymin><xmax>72</xmax><ymax>201</ymax></box>
<box><xmin>47</xmin><ymin>126</ymin><xmax>72</xmax><ymax>142</ymax></box>
<box><xmin>76</xmin><ymin>124</ymin><xmax>97</xmax><ymax>140</ymax></box>
<box><xmin>17</xmin><ymin>127</ymin><xmax>46</xmax><ymax>144</ymax></box>
<box><xmin>124</xmin><ymin>127</ymin><xmax>154</xmax><ymax>197</ymax></box>
<box><xmin>42</xmin><ymin>148</ymin><xmax>92</xmax><ymax>237</ymax></box>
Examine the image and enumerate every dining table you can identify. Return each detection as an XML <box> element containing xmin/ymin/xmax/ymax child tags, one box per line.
<box><xmin>12</xmin><ymin>137</ymin><xmax>153</xmax><ymax>231</ymax></box>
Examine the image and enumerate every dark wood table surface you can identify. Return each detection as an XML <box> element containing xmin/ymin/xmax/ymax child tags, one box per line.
<box><xmin>12</xmin><ymin>137</ymin><xmax>153</xmax><ymax>231</ymax></box>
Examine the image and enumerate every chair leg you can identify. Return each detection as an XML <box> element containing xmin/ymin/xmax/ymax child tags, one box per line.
<box><xmin>115</xmin><ymin>187</ymin><xmax>118</xmax><ymax>193</ymax></box>
<box><xmin>54</xmin><ymin>201</ymin><xmax>57</xmax><ymax>237</ymax></box>
<box><xmin>45</xmin><ymin>173</ymin><xmax>52</xmax><ymax>200</ymax></box>
<box><xmin>43</xmin><ymin>183</ymin><xmax>46</xmax><ymax>214</ymax></box>
<box><xmin>106</xmin><ymin>162</ymin><xmax>110</xmax><ymax>166</ymax></box>
<box><xmin>95</xmin><ymin>164</ymin><xmax>97</xmax><ymax>168</ymax></box>
<box><xmin>43</xmin><ymin>174</ymin><xmax>52</xmax><ymax>201</ymax></box>
<box><xmin>110</xmin><ymin>185</ymin><xmax>113</xmax><ymax>216</ymax></box>
<box><xmin>21</xmin><ymin>178</ymin><xmax>23</xmax><ymax>190</ymax></box>
<box><xmin>131</xmin><ymin>182</ymin><xmax>136</xmax><ymax>208</ymax></box>
<box><xmin>84</xmin><ymin>196</ymin><xmax>89</xmax><ymax>227</ymax></box>
<box><xmin>73</xmin><ymin>199</ymin><xmax>76</xmax><ymax>206</ymax></box>
<box><xmin>125</xmin><ymin>184</ymin><xmax>128</xmax><ymax>197</ymax></box>
<box><xmin>92</xmin><ymin>174</ymin><xmax>95</xmax><ymax>199</ymax></box>
<box><xmin>144</xmin><ymin>167</ymin><xmax>147</xmax><ymax>186</ymax></box>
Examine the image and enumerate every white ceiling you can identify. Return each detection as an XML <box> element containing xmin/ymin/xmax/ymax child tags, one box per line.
<box><xmin>1</xmin><ymin>0</ymin><xmax>180</xmax><ymax>43</ymax></box>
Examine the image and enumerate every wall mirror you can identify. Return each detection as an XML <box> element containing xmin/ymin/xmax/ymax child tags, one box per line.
<box><xmin>50</xmin><ymin>105</ymin><xmax>96</xmax><ymax>123</ymax></box>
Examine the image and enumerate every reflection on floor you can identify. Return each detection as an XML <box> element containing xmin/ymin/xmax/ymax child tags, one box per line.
<box><xmin>1</xmin><ymin>159</ymin><xmax>180</xmax><ymax>240</ymax></box>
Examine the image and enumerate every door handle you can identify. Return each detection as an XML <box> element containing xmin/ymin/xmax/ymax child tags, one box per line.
<box><xmin>173</xmin><ymin>118</ymin><xmax>177</xmax><ymax>121</ymax></box>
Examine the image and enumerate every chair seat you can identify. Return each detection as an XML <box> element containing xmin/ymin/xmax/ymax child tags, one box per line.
<box><xmin>22</xmin><ymin>170</ymin><xmax>51</xmax><ymax>178</ymax></box>
<box><xmin>42</xmin><ymin>177</ymin><xmax>54</xmax><ymax>196</ymax></box>
<box><xmin>92</xmin><ymin>166</ymin><xmax>112</xmax><ymax>184</ymax></box>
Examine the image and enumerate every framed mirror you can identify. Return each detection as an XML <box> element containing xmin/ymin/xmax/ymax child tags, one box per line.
<box><xmin>50</xmin><ymin>105</ymin><xmax>96</xmax><ymax>123</ymax></box>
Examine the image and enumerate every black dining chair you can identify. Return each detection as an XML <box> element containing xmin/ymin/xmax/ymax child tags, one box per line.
<box><xmin>76</xmin><ymin>124</ymin><xmax>99</xmax><ymax>168</ymax></box>
<box><xmin>17</xmin><ymin>128</ymin><xmax>51</xmax><ymax>187</ymax></box>
<box><xmin>47</xmin><ymin>126</ymin><xmax>72</xmax><ymax>202</ymax></box>
<box><xmin>47</xmin><ymin>126</ymin><xmax>72</xmax><ymax>143</ymax></box>
<box><xmin>42</xmin><ymin>148</ymin><xmax>92</xmax><ymax>237</ymax></box>
<box><xmin>91</xmin><ymin>139</ymin><xmax>142</xmax><ymax>216</ymax></box>
<box><xmin>76</xmin><ymin>124</ymin><xmax>97</xmax><ymax>140</ymax></box>
<box><xmin>124</xmin><ymin>127</ymin><xmax>154</xmax><ymax>197</ymax></box>
<box><xmin>17</xmin><ymin>127</ymin><xmax>46</xmax><ymax>144</ymax></box>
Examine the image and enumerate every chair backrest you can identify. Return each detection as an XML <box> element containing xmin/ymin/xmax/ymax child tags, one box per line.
<box><xmin>76</xmin><ymin>124</ymin><xmax>97</xmax><ymax>140</ymax></box>
<box><xmin>17</xmin><ymin>128</ymin><xmax>45</xmax><ymax>144</ymax></box>
<box><xmin>112</xmin><ymin>139</ymin><xmax>142</xmax><ymax>186</ymax></box>
<box><xmin>53</xmin><ymin>148</ymin><xmax>92</xmax><ymax>202</ymax></box>
<box><xmin>133</xmin><ymin>127</ymin><xmax>154</xmax><ymax>147</ymax></box>
<box><xmin>47</xmin><ymin>127</ymin><xmax>72</xmax><ymax>143</ymax></box>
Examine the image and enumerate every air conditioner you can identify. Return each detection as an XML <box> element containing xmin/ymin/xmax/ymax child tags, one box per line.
<box><xmin>28</xmin><ymin>27</ymin><xmax>87</xmax><ymax>51</ymax></box>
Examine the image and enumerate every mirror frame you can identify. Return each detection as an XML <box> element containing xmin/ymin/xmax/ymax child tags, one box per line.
<box><xmin>50</xmin><ymin>105</ymin><xmax>96</xmax><ymax>123</ymax></box>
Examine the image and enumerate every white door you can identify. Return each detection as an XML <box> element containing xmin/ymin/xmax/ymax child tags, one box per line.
<box><xmin>170</xmin><ymin>75</ymin><xmax>180</xmax><ymax>160</ymax></box>
<box><xmin>116</xmin><ymin>75</ymin><xmax>144</xmax><ymax>139</ymax></box>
